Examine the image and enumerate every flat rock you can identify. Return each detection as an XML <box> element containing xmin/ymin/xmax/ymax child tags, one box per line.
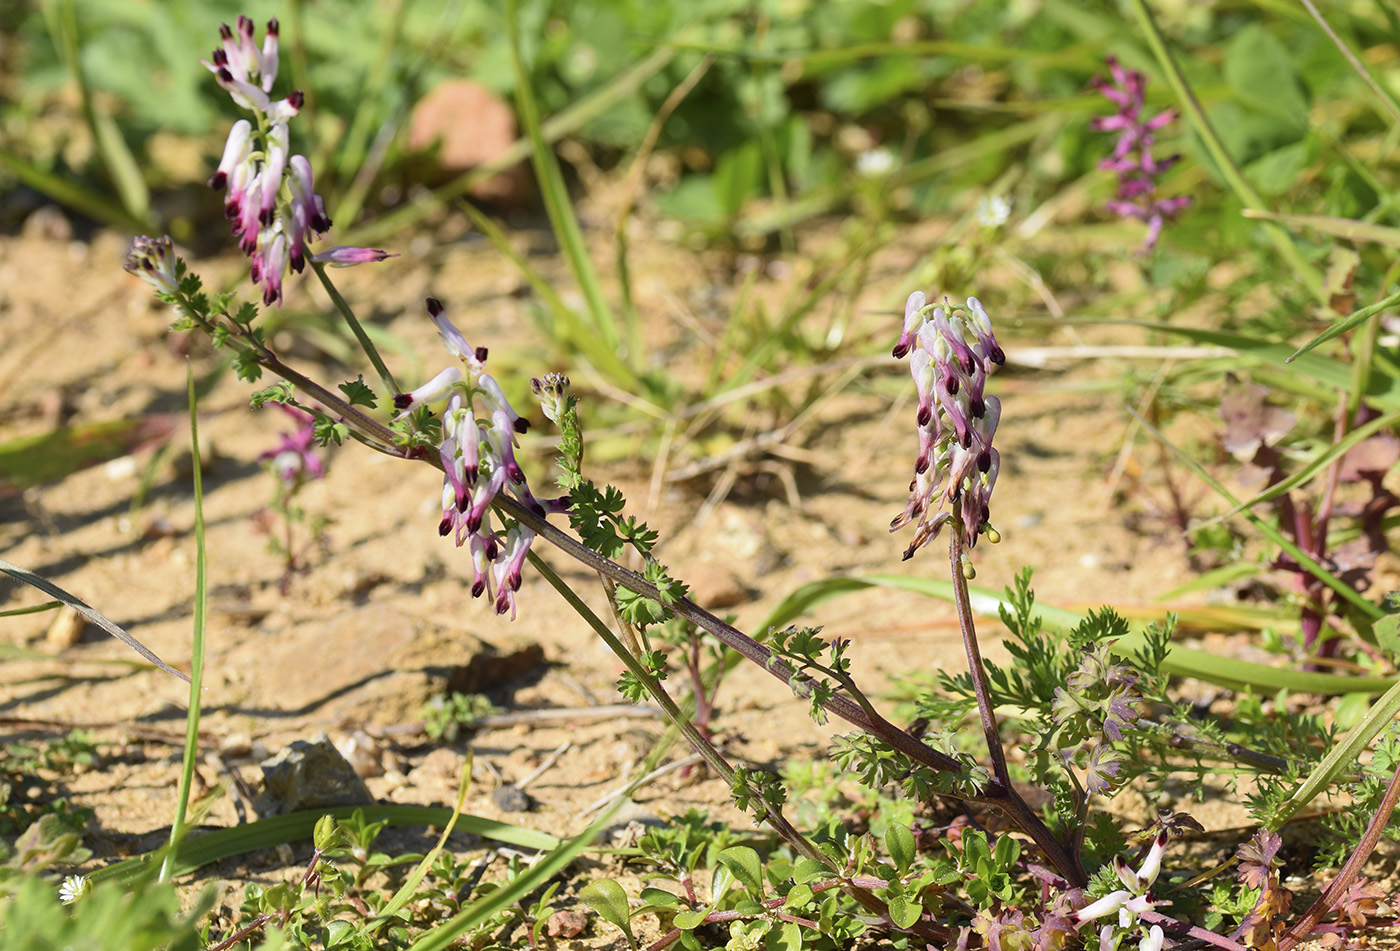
<box><xmin>254</xmin><ymin>732</ymin><xmax>375</xmax><ymax>818</ymax></box>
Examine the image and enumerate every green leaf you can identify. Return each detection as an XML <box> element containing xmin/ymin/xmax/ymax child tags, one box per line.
<box><xmin>769</xmin><ymin>920</ymin><xmax>803</xmax><ymax>951</ymax></box>
<box><xmin>792</xmin><ymin>858</ymin><xmax>829</xmax><ymax>884</ymax></box>
<box><xmin>887</xmin><ymin>893</ymin><xmax>922</xmax><ymax>930</ymax></box>
<box><xmin>639</xmin><ymin>887</ymin><xmax>681</xmax><ymax>908</ymax></box>
<box><xmin>579</xmin><ymin>878</ymin><xmax>635</xmax><ymax>946</ymax></box>
<box><xmin>339</xmin><ymin>376</ymin><xmax>379</xmax><ymax>408</ymax></box>
<box><xmin>884</xmin><ymin>823</ymin><xmax>916</xmax><ymax>875</ymax></box>
<box><xmin>1224</xmin><ymin>25</ymin><xmax>1308</xmax><ymax>127</ymax></box>
<box><xmin>717</xmin><ymin>845</ymin><xmax>765</xmax><ymax>897</ymax></box>
<box><xmin>672</xmin><ymin>907</ymin><xmax>710</xmax><ymax>930</ymax></box>
<box><xmin>1244</xmin><ymin>141</ymin><xmax>1309</xmax><ymax>196</ymax></box>
<box><xmin>1376</xmin><ymin>614</ymin><xmax>1400</xmax><ymax>659</ymax></box>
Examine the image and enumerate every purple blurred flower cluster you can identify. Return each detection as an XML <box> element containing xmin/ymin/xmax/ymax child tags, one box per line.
<box><xmin>203</xmin><ymin>16</ymin><xmax>393</xmax><ymax>306</ymax></box>
<box><xmin>258</xmin><ymin>404</ymin><xmax>326</xmax><ymax>484</ymax></box>
<box><xmin>890</xmin><ymin>293</ymin><xmax>1005</xmax><ymax>559</ymax></box>
<box><xmin>395</xmin><ymin>299</ymin><xmax>569</xmax><ymax>618</ymax></box>
<box><xmin>1091</xmin><ymin>57</ymin><xmax>1191</xmax><ymax>254</ymax></box>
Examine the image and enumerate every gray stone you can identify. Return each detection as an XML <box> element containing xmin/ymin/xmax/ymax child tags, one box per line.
<box><xmin>254</xmin><ymin>733</ymin><xmax>375</xmax><ymax>818</ymax></box>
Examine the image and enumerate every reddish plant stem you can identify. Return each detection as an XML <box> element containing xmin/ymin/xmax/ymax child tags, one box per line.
<box><xmin>947</xmin><ymin>515</ymin><xmax>1011</xmax><ymax>792</ymax></box>
<box><xmin>1280</xmin><ymin>761</ymin><xmax>1400</xmax><ymax>950</ymax></box>
<box><xmin>1140</xmin><ymin>910</ymin><xmax>1247</xmax><ymax>951</ymax></box>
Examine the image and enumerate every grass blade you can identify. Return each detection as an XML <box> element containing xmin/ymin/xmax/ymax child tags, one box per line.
<box><xmin>755</xmin><ymin>574</ymin><xmax>1395</xmax><ymax>695</ymax></box>
<box><xmin>161</xmin><ymin>364</ymin><xmax>209</xmax><ymax>882</ymax></box>
<box><xmin>1270</xmin><ymin>675</ymin><xmax>1400</xmax><ymax>829</ymax></box>
<box><xmin>506</xmin><ymin>0</ymin><xmax>623</xmax><ymax>357</ymax></box>
<box><xmin>90</xmin><ymin>805</ymin><xmax>561</xmax><ymax>884</ymax></box>
<box><xmin>1242</xmin><ymin>209</ymin><xmax>1400</xmax><ymax>248</ymax></box>
<box><xmin>0</xmin><ymin>558</ymin><xmax>187</xmax><ymax>682</ymax></box>
<box><xmin>1287</xmin><ymin>287</ymin><xmax>1400</xmax><ymax>362</ymax></box>
<box><xmin>369</xmin><ymin>752</ymin><xmax>474</xmax><ymax>933</ymax></box>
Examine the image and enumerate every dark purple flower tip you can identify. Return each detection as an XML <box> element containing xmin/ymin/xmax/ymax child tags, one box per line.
<box><xmin>225</xmin><ymin>200</ymin><xmax>240</xmax><ymax>219</ymax></box>
<box><xmin>978</xmin><ymin>451</ymin><xmax>992</xmax><ymax>472</ymax></box>
<box><xmin>237</xmin><ymin>14</ymin><xmax>254</xmax><ymax>34</ymax></box>
<box><xmin>960</xmin><ymin>431</ymin><xmax>973</xmax><ymax>449</ymax></box>
<box><xmin>262</xmin><ymin>285</ymin><xmax>279</xmax><ymax>306</ymax></box>
<box><xmin>209</xmin><ymin>171</ymin><xmax>227</xmax><ymax>190</ymax></box>
<box><xmin>212</xmin><ymin>49</ymin><xmax>228</xmax><ymax>67</ymax></box>
<box><xmin>426</xmin><ymin>297</ymin><xmax>444</xmax><ymax>316</ymax></box>
<box><xmin>892</xmin><ymin>341</ymin><xmax>911</xmax><ymax>359</ymax></box>
<box><xmin>438</xmin><ymin>518</ymin><xmax>453</xmax><ymax>536</ymax></box>
<box><xmin>916</xmin><ymin>405</ymin><xmax>932</xmax><ymax>427</ymax></box>
<box><xmin>456</xmin><ymin>494</ymin><xmax>469</xmax><ymax>513</ymax></box>
<box><xmin>901</xmin><ymin>547</ymin><xmax>915</xmax><ymax>562</ymax></box>
<box><xmin>464</xmin><ymin>465</ymin><xmax>478</xmax><ymax>484</ymax></box>
<box><xmin>475</xmin><ymin>346</ymin><xmax>489</xmax><ymax>363</ymax></box>
<box><xmin>945</xmin><ymin>375</ymin><xmax>960</xmax><ymax>396</ymax></box>
<box><xmin>988</xmin><ymin>346</ymin><xmax>1006</xmax><ymax>366</ymax></box>
<box><xmin>267</xmin><ymin>17</ymin><xmax>279</xmax><ymax>34</ymax></box>
<box><xmin>219</xmin><ymin>22</ymin><xmax>233</xmax><ymax>40</ymax></box>
<box><xmin>466</xmin><ymin>513</ymin><xmax>482</xmax><ymax>532</ymax></box>
<box><xmin>485</xmin><ymin>538</ymin><xmax>499</xmax><ymax>560</ymax></box>
<box><xmin>393</xmin><ymin>393</ymin><xmax>413</xmax><ymax>410</ymax></box>
<box><xmin>494</xmin><ymin>596</ymin><xmax>509</xmax><ymax>616</ymax></box>
<box><xmin>287</xmin><ymin>90</ymin><xmax>304</xmax><ymax>110</ymax></box>
<box><xmin>509</xmin><ymin>574</ymin><xmax>523</xmax><ymax>592</ymax></box>
<box><xmin>915</xmin><ymin>455</ymin><xmax>930</xmax><ymax>474</ymax></box>
<box><xmin>970</xmin><ymin>397</ymin><xmax>986</xmax><ymax>418</ymax></box>
<box><xmin>513</xmin><ymin>417</ymin><xmax>530</xmax><ymax>434</ymax></box>
<box><xmin>471</xmin><ymin>580</ymin><xmax>486</xmax><ymax>598</ymax></box>
<box><xmin>217</xmin><ymin>67</ymin><xmax>234</xmax><ymax>84</ymax></box>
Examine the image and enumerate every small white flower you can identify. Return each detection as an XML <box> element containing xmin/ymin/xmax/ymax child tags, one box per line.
<box><xmin>58</xmin><ymin>874</ymin><xmax>88</xmax><ymax>904</ymax></box>
<box><xmin>856</xmin><ymin>147</ymin><xmax>895</xmax><ymax>177</ymax></box>
<box><xmin>974</xmin><ymin>194</ymin><xmax>1011</xmax><ymax>228</ymax></box>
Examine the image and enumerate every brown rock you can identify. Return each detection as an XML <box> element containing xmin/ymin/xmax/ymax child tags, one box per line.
<box><xmin>407</xmin><ymin>79</ymin><xmax>529</xmax><ymax>203</ymax></box>
<box><xmin>546</xmin><ymin>909</ymin><xmax>588</xmax><ymax>939</ymax></box>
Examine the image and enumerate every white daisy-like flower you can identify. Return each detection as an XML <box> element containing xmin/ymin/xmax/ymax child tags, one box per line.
<box><xmin>856</xmin><ymin>147</ymin><xmax>895</xmax><ymax>177</ymax></box>
<box><xmin>974</xmin><ymin>194</ymin><xmax>1011</xmax><ymax>228</ymax></box>
<box><xmin>58</xmin><ymin>874</ymin><xmax>89</xmax><ymax>904</ymax></box>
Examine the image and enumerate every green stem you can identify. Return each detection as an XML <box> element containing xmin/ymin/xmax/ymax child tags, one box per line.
<box><xmin>1127</xmin><ymin>0</ymin><xmax>1324</xmax><ymax>301</ymax></box>
<box><xmin>162</xmin><ymin>365</ymin><xmax>209</xmax><ymax>882</ymax></box>
<box><xmin>309</xmin><ymin>259</ymin><xmax>400</xmax><ymax>398</ymax></box>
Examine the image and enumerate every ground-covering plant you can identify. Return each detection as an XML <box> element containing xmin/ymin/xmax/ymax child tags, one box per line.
<box><xmin>7</xmin><ymin>4</ymin><xmax>1400</xmax><ymax>950</ymax></box>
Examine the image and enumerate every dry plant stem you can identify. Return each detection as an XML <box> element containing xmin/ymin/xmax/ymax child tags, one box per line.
<box><xmin>527</xmin><ymin>552</ymin><xmax>949</xmax><ymax>942</ymax></box>
<box><xmin>1280</xmin><ymin>760</ymin><xmax>1400</xmax><ymax>950</ymax></box>
<box><xmin>947</xmin><ymin>512</ymin><xmax>1011</xmax><ymax>792</ymax></box>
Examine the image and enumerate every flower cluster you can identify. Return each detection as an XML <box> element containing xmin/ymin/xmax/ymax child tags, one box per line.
<box><xmin>1090</xmin><ymin>56</ymin><xmax>1191</xmax><ymax>254</ymax></box>
<box><xmin>1073</xmin><ymin>832</ymin><xmax>1168</xmax><ymax>951</ymax></box>
<box><xmin>203</xmin><ymin>16</ymin><xmax>392</xmax><ymax>306</ymax></box>
<box><xmin>890</xmin><ymin>293</ymin><xmax>1005</xmax><ymax>560</ymax></box>
<box><xmin>258</xmin><ymin>404</ymin><xmax>326</xmax><ymax>484</ymax></box>
<box><xmin>395</xmin><ymin>299</ymin><xmax>568</xmax><ymax>618</ymax></box>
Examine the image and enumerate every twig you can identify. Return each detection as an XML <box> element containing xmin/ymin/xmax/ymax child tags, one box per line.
<box><xmin>580</xmin><ymin>753</ymin><xmax>705</xmax><ymax>816</ymax></box>
<box><xmin>513</xmin><ymin>741</ymin><xmax>570</xmax><ymax>792</ymax></box>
